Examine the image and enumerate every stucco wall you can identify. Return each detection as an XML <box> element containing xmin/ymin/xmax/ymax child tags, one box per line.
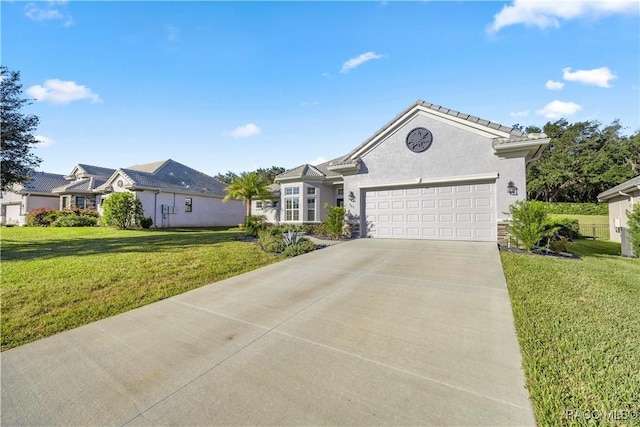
<box><xmin>342</xmin><ymin>114</ymin><xmax>526</xmax><ymax>229</ymax></box>
<box><xmin>1</xmin><ymin>192</ymin><xmax>60</xmax><ymax>225</ymax></box>
<box><xmin>104</xmin><ymin>184</ymin><xmax>244</xmax><ymax>228</ymax></box>
<box><xmin>136</xmin><ymin>191</ymin><xmax>244</xmax><ymax>228</ymax></box>
<box><xmin>252</xmin><ymin>199</ymin><xmax>279</xmax><ymax>223</ymax></box>
<box><xmin>607</xmin><ymin>189</ymin><xmax>639</xmax><ymax>243</ymax></box>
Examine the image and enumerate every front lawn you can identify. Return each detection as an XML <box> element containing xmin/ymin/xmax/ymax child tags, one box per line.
<box><xmin>501</xmin><ymin>240</ymin><xmax>640</xmax><ymax>425</ymax></box>
<box><xmin>1</xmin><ymin>227</ymin><xmax>280</xmax><ymax>351</ymax></box>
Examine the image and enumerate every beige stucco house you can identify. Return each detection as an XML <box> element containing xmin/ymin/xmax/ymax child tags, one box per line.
<box><xmin>597</xmin><ymin>175</ymin><xmax>639</xmax><ymax>255</ymax></box>
<box><xmin>254</xmin><ymin>100</ymin><xmax>551</xmax><ymax>243</ymax></box>
<box><xmin>2</xmin><ymin>160</ymin><xmax>245</xmax><ymax>228</ymax></box>
<box><xmin>0</xmin><ymin>172</ymin><xmax>68</xmax><ymax>226</ymax></box>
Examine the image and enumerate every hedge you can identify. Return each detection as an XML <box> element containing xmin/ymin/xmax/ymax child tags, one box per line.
<box><xmin>539</xmin><ymin>202</ymin><xmax>607</xmax><ymax>216</ymax></box>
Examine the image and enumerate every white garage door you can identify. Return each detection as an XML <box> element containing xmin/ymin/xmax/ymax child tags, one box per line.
<box><xmin>365</xmin><ymin>182</ymin><xmax>496</xmax><ymax>241</ymax></box>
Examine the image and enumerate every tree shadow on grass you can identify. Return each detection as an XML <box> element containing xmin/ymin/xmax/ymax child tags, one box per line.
<box><xmin>1</xmin><ymin>228</ymin><xmax>246</xmax><ymax>261</ymax></box>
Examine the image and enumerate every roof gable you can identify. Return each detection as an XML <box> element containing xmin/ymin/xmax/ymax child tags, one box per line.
<box><xmin>275</xmin><ymin>159</ymin><xmax>343</xmax><ymax>182</ymax></box>
<box><xmin>97</xmin><ymin>159</ymin><xmax>227</xmax><ymax>196</ymax></box>
<box><xmin>338</xmin><ymin>100</ymin><xmax>525</xmax><ymax>162</ymax></box>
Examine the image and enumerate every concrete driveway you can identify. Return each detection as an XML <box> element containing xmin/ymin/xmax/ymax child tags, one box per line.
<box><xmin>1</xmin><ymin>239</ymin><xmax>535</xmax><ymax>426</ymax></box>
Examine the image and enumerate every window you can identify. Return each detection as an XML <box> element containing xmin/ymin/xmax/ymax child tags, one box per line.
<box><xmin>273</xmin><ymin>200</ymin><xmax>279</xmax><ymax>208</ymax></box>
<box><xmin>284</xmin><ymin>187</ymin><xmax>299</xmax><ymax>196</ymax></box>
<box><xmin>337</xmin><ymin>188</ymin><xmax>344</xmax><ymax>196</ymax></box>
<box><xmin>62</xmin><ymin>196</ymin><xmax>69</xmax><ymax>209</ymax></box>
<box><xmin>75</xmin><ymin>196</ymin><xmax>87</xmax><ymax>209</ymax></box>
<box><xmin>285</xmin><ymin>197</ymin><xmax>299</xmax><ymax>221</ymax></box>
<box><xmin>307</xmin><ymin>197</ymin><xmax>316</xmax><ymax>222</ymax></box>
<box><xmin>307</xmin><ymin>187</ymin><xmax>316</xmax><ymax>195</ymax></box>
<box><xmin>185</xmin><ymin>197</ymin><xmax>192</xmax><ymax>213</ymax></box>
<box><xmin>256</xmin><ymin>201</ymin><xmax>263</xmax><ymax>210</ymax></box>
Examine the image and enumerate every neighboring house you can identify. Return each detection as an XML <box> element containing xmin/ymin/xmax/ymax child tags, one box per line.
<box><xmin>2</xmin><ymin>159</ymin><xmax>245</xmax><ymax>228</ymax></box>
<box><xmin>597</xmin><ymin>175</ymin><xmax>639</xmax><ymax>252</ymax></box>
<box><xmin>257</xmin><ymin>100</ymin><xmax>550</xmax><ymax>242</ymax></box>
<box><xmin>95</xmin><ymin>159</ymin><xmax>245</xmax><ymax>228</ymax></box>
<box><xmin>1</xmin><ymin>172</ymin><xmax>69</xmax><ymax>226</ymax></box>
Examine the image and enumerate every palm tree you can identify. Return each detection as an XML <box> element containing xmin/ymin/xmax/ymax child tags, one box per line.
<box><xmin>223</xmin><ymin>172</ymin><xmax>273</xmax><ymax>217</ymax></box>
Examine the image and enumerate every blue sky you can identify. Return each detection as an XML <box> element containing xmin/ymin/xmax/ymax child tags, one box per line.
<box><xmin>3</xmin><ymin>0</ymin><xmax>639</xmax><ymax>177</ymax></box>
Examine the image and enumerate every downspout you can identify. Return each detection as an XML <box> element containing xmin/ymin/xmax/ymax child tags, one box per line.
<box><xmin>154</xmin><ymin>190</ymin><xmax>160</xmax><ymax>228</ymax></box>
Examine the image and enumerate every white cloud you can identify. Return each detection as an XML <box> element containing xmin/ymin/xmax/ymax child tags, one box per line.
<box><xmin>510</xmin><ymin>110</ymin><xmax>530</xmax><ymax>118</ymax></box>
<box><xmin>300</xmin><ymin>101</ymin><xmax>319</xmax><ymax>107</ymax></box>
<box><xmin>34</xmin><ymin>135</ymin><xmax>54</xmax><ymax>148</ymax></box>
<box><xmin>340</xmin><ymin>51</ymin><xmax>384</xmax><ymax>73</ymax></box>
<box><xmin>562</xmin><ymin>67</ymin><xmax>617</xmax><ymax>88</ymax></box>
<box><xmin>25</xmin><ymin>2</ymin><xmax>73</xmax><ymax>27</ymax></box>
<box><xmin>536</xmin><ymin>100</ymin><xmax>582</xmax><ymax>118</ymax></box>
<box><xmin>27</xmin><ymin>79</ymin><xmax>102</xmax><ymax>105</ymax></box>
<box><xmin>227</xmin><ymin>123</ymin><xmax>261</xmax><ymax>138</ymax></box>
<box><xmin>545</xmin><ymin>80</ymin><xmax>564</xmax><ymax>90</ymax></box>
<box><xmin>488</xmin><ymin>0</ymin><xmax>639</xmax><ymax>33</ymax></box>
<box><xmin>164</xmin><ymin>24</ymin><xmax>179</xmax><ymax>43</ymax></box>
<box><xmin>308</xmin><ymin>156</ymin><xmax>327</xmax><ymax>166</ymax></box>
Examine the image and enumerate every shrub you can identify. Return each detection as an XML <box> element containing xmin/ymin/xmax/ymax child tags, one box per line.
<box><xmin>25</xmin><ymin>208</ymin><xmax>57</xmax><ymax>226</ymax></box>
<box><xmin>52</xmin><ymin>215</ymin><xmax>98</xmax><ymax>227</ymax></box>
<box><xmin>324</xmin><ymin>204</ymin><xmax>346</xmax><ymax>238</ymax></box>
<box><xmin>627</xmin><ymin>203</ymin><xmax>640</xmax><ymax>257</ymax></box>
<box><xmin>282</xmin><ymin>238</ymin><xmax>317</xmax><ymax>257</ymax></box>
<box><xmin>101</xmin><ymin>193</ymin><xmax>144</xmax><ymax>229</ymax></box>
<box><xmin>545</xmin><ymin>217</ymin><xmax>580</xmax><ymax>240</ymax></box>
<box><xmin>139</xmin><ymin>217</ymin><xmax>153</xmax><ymax>229</ymax></box>
<box><xmin>244</xmin><ymin>215</ymin><xmax>266</xmax><ymax>237</ymax></box>
<box><xmin>508</xmin><ymin>200</ymin><xmax>553</xmax><ymax>251</ymax></box>
<box><xmin>282</xmin><ymin>230</ymin><xmax>302</xmax><ymax>246</ymax></box>
<box><xmin>257</xmin><ymin>229</ymin><xmax>286</xmax><ymax>254</ymax></box>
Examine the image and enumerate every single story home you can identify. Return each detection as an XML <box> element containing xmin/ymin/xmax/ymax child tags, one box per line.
<box><xmin>95</xmin><ymin>159</ymin><xmax>245</xmax><ymax>228</ymax></box>
<box><xmin>254</xmin><ymin>100</ymin><xmax>551</xmax><ymax>243</ymax></box>
<box><xmin>597</xmin><ymin>175</ymin><xmax>639</xmax><ymax>256</ymax></box>
<box><xmin>1</xmin><ymin>159</ymin><xmax>245</xmax><ymax>228</ymax></box>
<box><xmin>1</xmin><ymin>172</ymin><xmax>69</xmax><ymax>226</ymax></box>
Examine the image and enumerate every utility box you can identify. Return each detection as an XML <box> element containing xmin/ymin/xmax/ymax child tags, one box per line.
<box><xmin>621</xmin><ymin>227</ymin><xmax>635</xmax><ymax>258</ymax></box>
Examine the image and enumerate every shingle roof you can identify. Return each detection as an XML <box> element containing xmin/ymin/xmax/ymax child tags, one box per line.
<box><xmin>53</xmin><ymin>177</ymin><xmax>109</xmax><ymax>194</ymax></box>
<box><xmin>77</xmin><ymin>164</ymin><xmax>115</xmax><ymax>178</ymax></box>
<box><xmin>597</xmin><ymin>175</ymin><xmax>640</xmax><ymax>200</ymax></box>
<box><xmin>275</xmin><ymin>159</ymin><xmax>343</xmax><ymax>182</ymax></box>
<box><xmin>116</xmin><ymin>159</ymin><xmax>228</xmax><ymax>196</ymax></box>
<box><xmin>19</xmin><ymin>172</ymin><xmax>68</xmax><ymax>194</ymax></box>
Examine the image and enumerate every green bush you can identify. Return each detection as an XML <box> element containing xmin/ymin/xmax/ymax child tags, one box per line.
<box><xmin>52</xmin><ymin>215</ymin><xmax>98</xmax><ymax>227</ymax></box>
<box><xmin>627</xmin><ymin>203</ymin><xmax>640</xmax><ymax>257</ymax></box>
<box><xmin>257</xmin><ymin>228</ymin><xmax>286</xmax><ymax>254</ymax></box>
<box><xmin>244</xmin><ymin>215</ymin><xmax>266</xmax><ymax>237</ymax></box>
<box><xmin>545</xmin><ymin>217</ymin><xmax>580</xmax><ymax>240</ymax></box>
<box><xmin>139</xmin><ymin>217</ymin><xmax>153</xmax><ymax>229</ymax></box>
<box><xmin>539</xmin><ymin>202</ymin><xmax>607</xmax><ymax>216</ymax></box>
<box><xmin>25</xmin><ymin>208</ymin><xmax>57</xmax><ymax>226</ymax></box>
<box><xmin>101</xmin><ymin>193</ymin><xmax>145</xmax><ymax>229</ymax></box>
<box><xmin>508</xmin><ymin>200</ymin><xmax>552</xmax><ymax>251</ymax></box>
<box><xmin>324</xmin><ymin>204</ymin><xmax>346</xmax><ymax>238</ymax></box>
<box><xmin>282</xmin><ymin>238</ymin><xmax>317</xmax><ymax>257</ymax></box>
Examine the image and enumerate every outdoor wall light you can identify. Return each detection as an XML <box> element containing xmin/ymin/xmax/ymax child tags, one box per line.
<box><xmin>349</xmin><ymin>191</ymin><xmax>356</xmax><ymax>202</ymax></box>
<box><xmin>507</xmin><ymin>181</ymin><xmax>518</xmax><ymax>195</ymax></box>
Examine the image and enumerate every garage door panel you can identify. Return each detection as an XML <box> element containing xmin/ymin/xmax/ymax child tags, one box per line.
<box><xmin>366</xmin><ymin>183</ymin><xmax>495</xmax><ymax>241</ymax></box>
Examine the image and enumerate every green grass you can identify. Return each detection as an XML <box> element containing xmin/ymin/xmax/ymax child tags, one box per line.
<box><xmin>501</xmin><ymin>240</ymin><xmax>640</xmax><ymax>425</ymax></box>
<box><xmin>1</xmin><ymin>227</ymin><xmax>280</xmax><ymax>351</ymax></box>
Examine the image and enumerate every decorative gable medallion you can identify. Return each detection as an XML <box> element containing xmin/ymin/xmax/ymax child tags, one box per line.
<box><xmin>406</xmin><ymin>127</ymin><xmax>433</xmax><ymax>153</ymax></box>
